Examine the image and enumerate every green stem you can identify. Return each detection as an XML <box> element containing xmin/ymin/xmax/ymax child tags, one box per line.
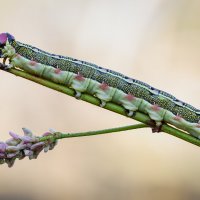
<box><xmin>2</xmin><ymin>68</ymin><xmax>200</xmax><ymax>147</ymax></box>
<box><xmin>39</xmin><ymin>123</ymin><xmax>148</xmax><ymax>142</ymax></box>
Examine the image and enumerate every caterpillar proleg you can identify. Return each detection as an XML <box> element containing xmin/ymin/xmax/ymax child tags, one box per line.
<box><xmin>0</xmin><ymin>33</ymin><xmax>200</xmax><ymax>138</ymax></box>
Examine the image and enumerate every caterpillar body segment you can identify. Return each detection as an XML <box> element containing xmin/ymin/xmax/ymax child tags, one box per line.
<box><xmin>1</xmin><ymin>33</ymin><xmax>200</xmax><ymax>139</ymax></box>
<box><xmin>114</xmin><ymin>92</ymin><xmax>143</xmax><ymax>115</ymax></box>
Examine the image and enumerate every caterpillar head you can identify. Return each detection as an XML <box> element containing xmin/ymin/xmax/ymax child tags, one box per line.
<box><xmin>0</xmin><ymin>33</ymin><xmax>15</xmax><ymax>58</ymax></box>
<box><xmin>0</xmin><ymin>33</ymin><xmax>15</xmax><ymax>47</ymax></box>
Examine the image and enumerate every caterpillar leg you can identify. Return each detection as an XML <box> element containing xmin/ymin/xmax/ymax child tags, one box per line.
<box><xmin>148</xmin><ymin>120</ymin><xmax>163</xmax><ymax>133</ymax></box>
<box><xmin>126</xmin><ymin>110</ymin><xmax>136</xmax><ymax>117</ymax></box>
<box><xmin>0</xmin><ymin>62</ymin><xmax>10</xmax><ymax>70</ymax></box>
<box><xmin>3</xmin><ymin>57</ymin><xmax>7</xmax><ymax>64</ymax></box>
<box><xmin>99</xmin><ymin>100</ymin><xmax>106</xmax><ymax>107</ymax></box>
<box><xmin>74</xmin><ymin>91</ymin><xmax>82</xmax><ymax>99</ymax></box>
<box><xmin>138</xmin><ymin>101</ymin><xmax>166</xmax><ymax>133</ymax></box>
<box><xmin>112</xmin><ymin>91</ymin><xmax>142</xmax><ymax>118</ymax></box>
<box><xmin>71</xmin><ymin>73</ymin><xmax>91</xmax><ymax>100</ymax></box>
<box><xmin>0</xmin><ymin>63</ymin><xmax>13</xmax><ymax>71</ymax></box>
<box><xmin>94</xmin><ymin>82</ymin><xmax>116</xmax><ymax>108</ymax></box>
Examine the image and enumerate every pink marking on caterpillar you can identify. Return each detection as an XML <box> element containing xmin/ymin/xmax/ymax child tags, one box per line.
<box><xmin>196</xmin><ymin>122</ymin><xmax>200</xmax><ymax>128</ymax></box>
<box><xmin>29</xmin><ymin>60</ymin><xmax>37</xmax><ymax>66</ymax></box>
<box><xmin>75</xmin><ymin>72</ymin><xmax>85</xmax><ymax>81</ymax></box>
<box><xmin>16</xmin><ymin>54</ymin><xmax>21</xmax><ymax>59</ymax></box>
<box><xmin>151</xmin><ymin>104</ymin><xmax>161</xmax><ymax>112</ymax></box>
<box><xmin>54</xmin><ymin>68</ymin><xmax>61</xmax><ymax>74</ymax></box>
<box><xmin>99</xmin><ymin>82</ymin><xmax>109</xmax><ymax>91</ymax></box>
<box><xmin>173</xmin><ymin>114</ymin><xmax>182</xmax><ymax>121</ymax></box>
<box><xmin>124</xmin><ymin>93</ymin><xmax>135</xmax><ymax>101</ymax></box>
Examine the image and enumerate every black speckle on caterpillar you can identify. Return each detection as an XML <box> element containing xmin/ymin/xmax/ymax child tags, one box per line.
<box><xmin>1</xmin><ymin>32</ymin><xmax>200</xmax><ymax>139</ymax></box>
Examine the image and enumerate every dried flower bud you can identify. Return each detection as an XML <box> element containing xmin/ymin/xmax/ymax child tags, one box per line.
<box><xmin>24</xmin><ymin>149</ymin><xmax>33</xmax><ymax>156</ymax></box>
<box><xmin>9</xmin><ymin>131</ymin><xmax>20</xmax><ymax>140</ymax></box>
<box><xmin>5</xmin><ymin>157</ymin><xmax>16</xmax><ymax>168</ymax></box>
<box><xmin>6</xmin><ymin>146</ymin><xmax>19</xmax><ymax>153</ymax></box>
<box><xmin>7</xmin><ymin>152</ymin><xmax>18</xmax><ymax>158</ymax></box>
<box><xmin>20</xmin><ymin>136</ymin><xmax>34</xmax><ymax>143</ymax></box>
<box><xmin>6</xmin><ymin>138</ymin><xmax>20</xmax><ymax>146</ymax></box>
<box><xmin>0</xmin><ymin>142</ymin><xmax>7</xmax><ymax>153</ymax></box>
<box><xmin>0</xmin><ymin>153</ymin><xmax>5</xmax><ymax>158</ymax></box>
<box><xmin>31</xmin><ymin>142</ymin><xmax>45</xmax><ymax>151</ymax></box>
<box><xmin>17</xmin><ymin>143</ymin><xmax>27</xmax><ymax>150</ymax></box>
<box><xmin>42</xmin><ymin>132</ymin><xmax>52</xmax><ymax>136</ymax></box>
<box><xmin>22</xmin><ymin>128</ymin><xmax>33</xmax><ymax>137</ymax></box>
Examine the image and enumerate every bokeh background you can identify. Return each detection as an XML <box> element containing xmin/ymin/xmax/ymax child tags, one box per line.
<box><xmin>0</xmin><ymin>0</ymin><xmax>200</xmax><ymax>200</ymax></box>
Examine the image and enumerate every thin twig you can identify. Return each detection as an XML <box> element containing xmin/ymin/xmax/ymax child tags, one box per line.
<box><xmin>39</xmin><ymin>123</ymin><xmax>148</xmax><ymax>142</ymax></box>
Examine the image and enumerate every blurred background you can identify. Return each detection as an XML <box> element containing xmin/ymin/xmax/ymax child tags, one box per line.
<box><xmin>0</xmin><ymin>0</ymin><xmax>200</xmax><ymax>199</ymax></box>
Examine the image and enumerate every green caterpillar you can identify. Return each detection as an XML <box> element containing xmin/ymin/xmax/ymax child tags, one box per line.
<box><xmin>0</xmin><ymin>33</ymin><xmax>200</xmax><ymax>138</ymax></box>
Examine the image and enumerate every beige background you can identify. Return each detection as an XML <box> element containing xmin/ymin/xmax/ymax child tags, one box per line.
<box><xmin>0</xmin><ymin>0</ymin><xmax>200</xmax><ymax>200</ymax></box>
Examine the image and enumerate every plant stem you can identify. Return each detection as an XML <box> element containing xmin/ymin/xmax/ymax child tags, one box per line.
<box><xmin>1</xmin><ymin>68</ymin><xmax>200</xmax><ymax>147</ymax></box>
<box><xmin>39</xmin><ymin>123</ymin><xmax>148</xmax><ymax>142</ymax></box>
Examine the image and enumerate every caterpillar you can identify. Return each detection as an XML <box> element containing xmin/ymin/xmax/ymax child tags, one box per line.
<box><xmin>0</xmin><ymin>32</ymin><xmax>200</xmax><ymax>138</ymax></box>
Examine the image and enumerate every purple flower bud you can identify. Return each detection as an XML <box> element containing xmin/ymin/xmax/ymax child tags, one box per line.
<box><xmin>9</xmin><ymin>131</ymin><xmax>20</xmax><ymax>140</ymax></box>
<box><xmin>6</xmin><ymin>138</ymin><xmax>20</xmax><ymax>146</ymax></box>
<box><xmin>30</xmin><ymin>142</ymin><xmax>45</xmax><ymax>159</ymax></box>
<box><xmin>31</xmin><ymin>142</ymin><xmax>45</xmax><ymax>151</ymax></box>
<box><xmin>20</xmin><ymin>136</ymin><xmax>34</xmax><ymax>143</ymax></box>
<box><xmin>22</xmin><ymin>128</ymin><xmax>33</xmax><ymax>136</ymax></box>
<box><xmin>6</xmin><ymin>146</ymin><xmax>19</xmax><ymax>153</ymax></box>
<box><xmin>7</xmin><ymin>152</ymin><xmax>18</xmax><ymax>158</ymax></box>
<box><xmin>0</xmin><ymin>128</ymin><xmax>60</xmax><ymax>167</ymax></box>
<box><xmin>17</xmin><ymin>143</ymin><xmax>27</xmax><ymax>150</ymax></box>
<box><xmin>42</xmin><ymin>132</ymin><xmax>52</xmax><ymax>136</ymax></box>
<box><xmin>0</xmin><ymin>153</ymin><xmax>5</xmax><ymax>158</ymax></box>
<box><xmin>0</xmin><ymin>142</ymin><xmax>7</xmax><ymax>153</ymax></box>
<box><xmin>24</xmin><ymin>149</ymin><xmax>33</xmax><ymax>156</ymax></box>
<box><xmin>24</xmin><ymin>143</ymin><xmax>32</xmax><ymax>148</ymax></box>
